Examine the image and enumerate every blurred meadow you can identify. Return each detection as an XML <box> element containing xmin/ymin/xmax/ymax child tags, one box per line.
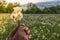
<box><xmin>0</xmin><ymin>14</ymin><xmax>60</xmax><ymax>40</ymax></box>
<box><xmin>0</xmin><ymin>0</ymin><xmax>60</xmax><ymax>40</ymax></box>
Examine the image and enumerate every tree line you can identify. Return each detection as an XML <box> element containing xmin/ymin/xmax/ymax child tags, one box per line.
<box><xmin>0</xmin><ymin>1</ymin><xmax>20</xmax><ymax>13</ymax></box>
<box><xmin>0</xmin><ymin>1</ymin><xmax>60</xmax><ymax>14</ymax></box>
<box><xmin>22</xmin><ymin>3</ymin><xmax>60</xmax><ymax>14</ymax></box>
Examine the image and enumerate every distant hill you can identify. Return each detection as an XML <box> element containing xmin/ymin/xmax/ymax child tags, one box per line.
<box><xmin>36</xmin><ymin>1</ymin><xmax>60</xmax><ymax>8</ymax></box>
<box><xmin>21</xmin><ymin>1</ymin><xmax>60</xmax><ymax>9</ymax></box>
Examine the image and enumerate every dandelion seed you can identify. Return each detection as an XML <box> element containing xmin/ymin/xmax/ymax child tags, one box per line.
<box><xmin>10</xmin><ymin>7</ymin><xmax>23</xmax><ymax>21</ymax></box>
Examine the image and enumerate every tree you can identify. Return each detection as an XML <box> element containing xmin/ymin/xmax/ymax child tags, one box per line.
<box><xmin>49</xmin><ymin>7</ymin><xmax>57</xmax><ymax>13</ymax></box>
<box><xmin>13</xmin><ymin>2</ymin><xmax>20</xmax><ymax>7</ymax></box>
<box><xmin>6</xmin><ymin>3</ymin><xmax>14</xmax><ymax>13</ymax></box>
<box><xmin>6</xmin><ymin>2</ymin><xmax>21</xmax><ymax>13</ymax></box>
<box><xmin>43</xmin><ymin>8</ymin><xmax>50</xmax><ymax>14</ymax></box>
<box><xmin>0</xmin><ymin>0</ymin><xmax>6</xmax><ymax>6</ymax></box>
<box><xmin>0</xmin><ymin>0</ymin><xmax>7</xmax><ymax>13</ymax></box>
<box><xmin>0</xmin><ymin>6</ymin><xmax>6</xmax><ymax>13</ymax></box>
<box><xmin>27</xmin><ymin>3</ymin><xmax>39</xmax><ymax>14</ymax></box>
<box><xmin>56</xmin><ymin>5</ymin><xmax>60</xmax><ymax>14</ymax></box>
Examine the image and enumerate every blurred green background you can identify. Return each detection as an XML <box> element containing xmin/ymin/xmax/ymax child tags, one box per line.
<box><xmin>0</xmin><ymin>0</ymin><xmax>60</xmax><ymax>14</ymax></box>
<box><xmin>0</xmin><ymin>14</ymin><xmax>60</xmax><ymax>40</ymax></box>
<box><xmin>0</xmin><ymin>0</ymin><xmax>60</xmax><ymax>40</ymax></box>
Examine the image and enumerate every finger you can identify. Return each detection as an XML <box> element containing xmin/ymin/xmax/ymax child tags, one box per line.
<box><xmin>25</xmin><ymin>27</ymin><xmax>28</xmax><ymax>30</ymax></box>
<box><xmin>20</xmin><ymin>23</ymin><xmax>25</xmax><ymax>26</ymax></box>
<box><xmin>26</xmin><ymin>27</ymin><xmax>30</xmax><ymax>34</ymax></box>
<box><xmin>28</xmin><ymin>35</ymin><xmax>31</xmax><ymax>39</ymax></box>
<box><xmin>27</xmin><ymin>30</ymin><xmax>30</xmax><ymax>34</ymax></box>
<box><xmin>24</xmin><ymin>27</ymin><xmax>30</xmax><ymax>35</ymax></box>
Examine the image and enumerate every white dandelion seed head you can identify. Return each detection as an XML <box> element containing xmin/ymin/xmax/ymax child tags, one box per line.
<box><xmin>10</xmin><ymin>7</ymin><xmax>23</xmax><ymax>21</ymax></box>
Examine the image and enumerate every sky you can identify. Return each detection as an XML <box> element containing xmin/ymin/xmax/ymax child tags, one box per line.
<box><xmin>6</xmin><ymin>0</ymin><xmax>55</xmax><ymax>5</ymax></box>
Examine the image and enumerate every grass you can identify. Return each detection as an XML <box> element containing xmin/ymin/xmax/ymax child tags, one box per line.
<box><xmin>0</xmin><ymin>14</ymin><xmax>60</xmax><ymax>40</ymax></box>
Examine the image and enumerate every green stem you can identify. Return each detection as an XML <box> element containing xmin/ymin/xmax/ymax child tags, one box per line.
<box><xmin>17</xmin><ymin>20</ymin><xmax>20</xmax><ymax>26</ymax></box>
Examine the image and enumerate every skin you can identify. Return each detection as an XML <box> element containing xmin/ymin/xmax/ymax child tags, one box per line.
<box><xmin>7</xmin><ymin>24</ymin><xmax>30</xmax><ymax>40</ymax></box>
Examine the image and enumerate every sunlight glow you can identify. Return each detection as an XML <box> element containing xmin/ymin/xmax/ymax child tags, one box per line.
<box><xmin>6</xmin><ymin>0</ymin><xmax>54</xmax><ymax>5</ymax></box>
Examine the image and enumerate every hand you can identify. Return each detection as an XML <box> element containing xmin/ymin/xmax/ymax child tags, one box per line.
<box><xmin>7</xmin><ymin>23</ymin><xmax>30</xmax><ymax>40</ymax></box>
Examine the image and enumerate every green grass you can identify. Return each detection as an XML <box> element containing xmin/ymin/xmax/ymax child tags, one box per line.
<box><xmin>0</xmin><ymin>14</ymin><xmax>60</xmax><ymax>40</ymax></box>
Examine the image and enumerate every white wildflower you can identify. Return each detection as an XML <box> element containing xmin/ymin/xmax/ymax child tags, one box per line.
<box><xmin>0</xmin><ymin>26</ymin><xmax>6</xmax><ymax>34</ymax></box>
<box><xmin>58</xmin><ymin>23</ymin><xmax>60</xmax><ymax>26</ymax></box>
<box><xmin>42</xmin><ymin>35</ymin><xmax>45</xmax><ymax>39</ymax></box>
<box><xmin>53</xmin><ymin>32</ymin><xmax>57</xmax><ymax>35</ymax></box>
<box><xmin>41</xmin><ymin>29</ymin><xmax>43</xmax><ymax>32</ymax></box>
<box><xmin>57</xmin><ymin>33</ymin><xmax>60</xmax><ymax>37</ymax></box>
<box><xmin>10</xmin><ymin>7</ymin><xmax>23</xmax><ymax>21</ymax></box>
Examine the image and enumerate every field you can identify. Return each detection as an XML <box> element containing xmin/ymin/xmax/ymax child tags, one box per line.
<box><xmin>0</xmin><ymin>14</ymin><xmax>60</xmax><ymax>40</ymax></box>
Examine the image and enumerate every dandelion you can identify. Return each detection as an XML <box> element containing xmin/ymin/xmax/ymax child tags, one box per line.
<box><xmin>10</xmin><ymin>7</ymin><xmax>23</xmax><ymax>25</ymax></box>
